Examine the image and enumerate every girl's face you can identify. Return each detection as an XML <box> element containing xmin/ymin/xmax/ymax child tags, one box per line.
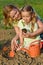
<box><xmin>21</xmin><ymin>11</ymin><xmax>32</xmax><ymax>24</ymax></box>
<box><xmin>9</xmin><ymin>9</ymin><xmax>21</xmax><ymax>21</ymax></box>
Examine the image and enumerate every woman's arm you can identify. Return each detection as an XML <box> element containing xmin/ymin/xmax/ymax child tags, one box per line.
<box><xmin>31</xmin><ymin>19</ymin><xmax>43</xmax><ymax>37</ymax></box>
<box><xmin>22</xmin><ymin>19</ymin><xmax>43</xmax><ymax>38</ymax></box>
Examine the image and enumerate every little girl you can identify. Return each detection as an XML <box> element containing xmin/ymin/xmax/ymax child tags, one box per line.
<box><xmin>3</xmin><ymin>4</ymin><xmax>23</xmax><ymax>57</ymax></box>
<box><xmin>17</xmin><ymin>5</ymin><xmax>43</xmax><ymax>50</ymax></box>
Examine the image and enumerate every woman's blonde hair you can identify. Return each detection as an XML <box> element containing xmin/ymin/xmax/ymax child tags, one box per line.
<box><xmin>21</xmin><ymin>5</ymin><xmax>37</xmax><ymax>32</ymax></box>
<box><xmin>3</xmin><ymin>4</ymin><xmax>20</xmax><ymax>25</ymax></box>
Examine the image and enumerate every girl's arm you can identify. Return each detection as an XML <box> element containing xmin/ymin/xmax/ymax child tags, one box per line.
<box><xmin>17</xmin><ymin>29</ymin><xmax>24</xmax><ymax>50</ymax></box>
<box><xmin>14</xmin><ymin>26</ymin><xmax>19</xmax><ymax>36</ymax></box>
<box><xmin>19</xmin><ymin>29</ymin><xmax>24</xmax><ymax>46</ymax></box>
<box><xmin>14</xmin><ymin>26</ymin><xmax>23</xmax><ymax>45</ymax></box>
<box><xmin>14</xmin><ymin>25</ymin><xmax>23</xmax><ymax>46</ymax></box>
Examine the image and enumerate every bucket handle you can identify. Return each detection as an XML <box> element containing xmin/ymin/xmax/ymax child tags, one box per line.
<box><xmin>30</xmin><ymin>40</ymin><xmax>40</xmax><ymax>48</ymax></box>
<box><xmin>30</xmin><ymin>40</ymin><xmax>40</xmax><ymax>45</ymax></box>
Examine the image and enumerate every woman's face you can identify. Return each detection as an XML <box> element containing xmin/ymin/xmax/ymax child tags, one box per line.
<box><xmin>9</xmin><ymin>9</ymin><xmax>21</xmax><ymax>21</ymax></box>
<box><xmin>21</xmin><ymin>11</ymin><xmax>32</xmax><ymax>24</ymax></box>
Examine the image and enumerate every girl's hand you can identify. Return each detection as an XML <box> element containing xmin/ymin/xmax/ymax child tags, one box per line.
<box><xmin>17</xmin><ymin>44</ymin><xmax>22</xmax><ymax>51</ymax></box>
<box><xmin>14</xmin><ymin>39</ymin><xmax>19</xmax><ymax>49</ymax></box>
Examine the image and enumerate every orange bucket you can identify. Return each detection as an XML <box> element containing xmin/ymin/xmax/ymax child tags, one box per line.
<box><xmin>29</xmin><ymin>44</ymin><xmax>40</xmax><ymax>58</ymax></box>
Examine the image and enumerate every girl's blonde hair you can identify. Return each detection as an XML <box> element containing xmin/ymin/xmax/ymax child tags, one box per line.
<box><xmin>21</xmin><ymin>5</ymin><xmax>37</xmax><ymax>32</ymax></box>
<box><xmin>3</xmin><ymin>4</ymin><xmax>20</xmax><ymax>25</ymax></box>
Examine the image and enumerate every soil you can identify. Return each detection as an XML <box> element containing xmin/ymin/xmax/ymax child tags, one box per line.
<box><xmin>0</xmin><ymin>29</ymin><xmax>43</xmax><ymax>65</ymax></box>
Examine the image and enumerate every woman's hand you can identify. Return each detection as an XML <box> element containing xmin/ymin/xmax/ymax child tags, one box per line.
<box><xmin>22</xmin><ymin>32</ymin><xmax>31</xmax><ymax>38</ymax></box>
<box><xmin>22</xmin><ymin>32</ymin><xmax>35</xmax><ymax>38</ymax></box>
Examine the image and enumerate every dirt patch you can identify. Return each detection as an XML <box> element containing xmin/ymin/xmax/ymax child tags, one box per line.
<box><xmin>0</xmin><ymin>49</ymin><xmax>43</xmax><ymax>65</ymax></box>
<box><xmin>0</xmin><ymin>29</ymin><xmax>43</xmax><ymax>65</ymax></box>
<box><xmin>0</xmin><ymin>29</ymin><xmax>15</xmax><ymax>41</ymax></box>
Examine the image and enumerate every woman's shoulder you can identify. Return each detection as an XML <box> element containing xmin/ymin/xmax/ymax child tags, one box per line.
<box><xmin>36</xmin><ymin>17</ymin><xmax>43</xmax><ymax>28</ymax></box>
<box><xmin>37</xmin><ymin>18</ymin><xmax>43</xmax><ymax>25</ymax></box>
<box><xmin>36</xmin><ymin>16</ymin><xmax>43</xmax><ymax>23</ymax></box>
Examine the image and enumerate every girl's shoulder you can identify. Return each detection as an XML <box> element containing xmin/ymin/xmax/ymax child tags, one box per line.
<box><xmin>18</xmin><ymin>19</ymin><xmax>24</xmax><ymax>22</ymax></box>
<box><xmin>18</xmin><ymin>19</ymin><xmax>25</xmax><ymax>24</ymax></box>
<box><xmin>18</xmin><ymin>19</ymin><xmax>25</xmax><ymax>29</ymax></box>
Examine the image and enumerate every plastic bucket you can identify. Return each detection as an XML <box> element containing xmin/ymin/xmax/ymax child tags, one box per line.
<box><xmin>29</xmin><ymin>44</ymin><xmax>40</xmax><ymax>58</ymax></box>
